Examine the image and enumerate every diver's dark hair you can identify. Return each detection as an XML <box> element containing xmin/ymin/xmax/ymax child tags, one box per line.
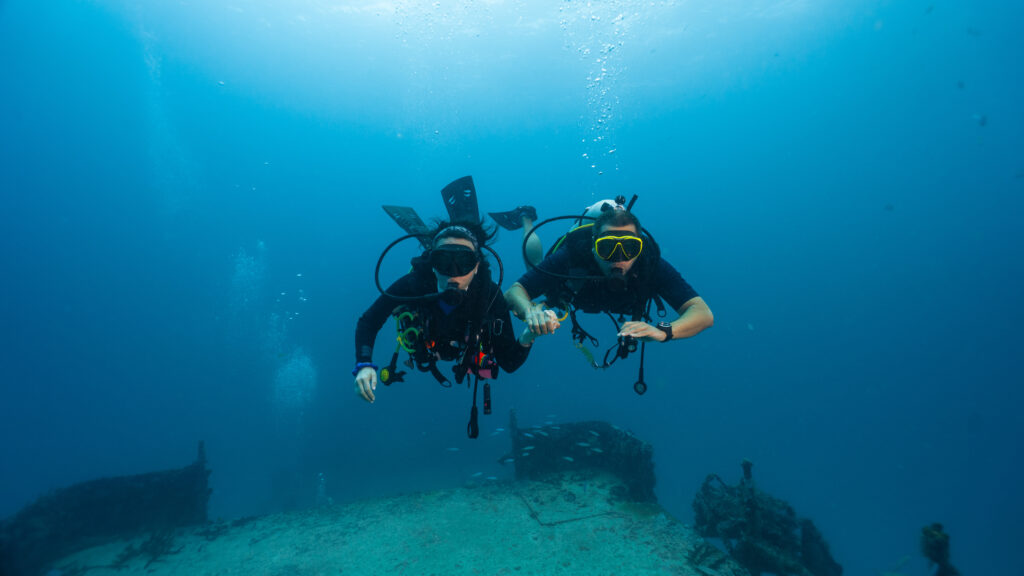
<box><xmin>430</xmin><ymin>219</ymin><xmax>497</xmax><ymax>251</ymax></box>
<box><xmin>592</xmin><ymin>209</ymin><xmax>642</xmax><ymax>237</ymax></box>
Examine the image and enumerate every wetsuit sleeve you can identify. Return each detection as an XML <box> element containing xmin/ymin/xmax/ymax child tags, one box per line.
<box><xmin>354</xmin><ymin>274</ymin><xmax>421</xmax><ymax>364</ymax></box>
<box><xmin>488</xmin><ymin>286</ymin><xmax>531</xmax><ymax>373</ymax></box>
<box><xmin>515</xmin><ymin>248</ymin><xmax>572</xmax><ymax>300</ymax></box>
<box><xmin>653</xmin><ymin>257</ymin><xmax>699</xmax><ymax>311</ymax></box>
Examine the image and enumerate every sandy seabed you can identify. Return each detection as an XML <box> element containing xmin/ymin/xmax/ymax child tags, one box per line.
<box><xmin>51</xmin><ymin>470</ymin><xmax>743</xmax><ymax>576</ymax></box>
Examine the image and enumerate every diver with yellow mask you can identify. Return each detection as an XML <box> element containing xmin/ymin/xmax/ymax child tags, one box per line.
<box><xmin>494</xmin><ymin>197</ymin><xmax>713</xmax><ymax>394</ymax></box>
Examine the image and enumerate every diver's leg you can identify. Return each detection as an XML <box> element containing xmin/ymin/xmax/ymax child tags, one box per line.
<box><xmin>523</xmin><ymin>216</ymin><xmax>543</xmax><ymax>267</ymax></box>
<box><xmin>489</xmin><ymin>206</ymin><xmax>543</xmax><ymax>266</ymax></box>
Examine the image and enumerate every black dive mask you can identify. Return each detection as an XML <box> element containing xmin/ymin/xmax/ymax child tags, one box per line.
<box><xmin>430</xmin><ymin>244</ymin><xmax>478</xmax><ymax>277</ymax></box>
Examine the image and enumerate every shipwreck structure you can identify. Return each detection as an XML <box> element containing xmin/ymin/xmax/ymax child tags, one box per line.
<box><xmin>502</xmin><ymin>410</ymin><xmax>656</xmax><ymax>502</ymax></box>
<box><xmin>692</xmin><ymin>460</ymin><xmax>842</xmax><ymax>576</ymax></box>
<box><xmin>0</xmin><ymin>442</ymin><xmax>211</xmax><ymax>576</ymax></box>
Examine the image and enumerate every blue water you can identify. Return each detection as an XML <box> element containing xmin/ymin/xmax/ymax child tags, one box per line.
<box><xmin>2</xmin><ymin>1</ymin><xmax>1022</xmax><ymax>574</ymax></box>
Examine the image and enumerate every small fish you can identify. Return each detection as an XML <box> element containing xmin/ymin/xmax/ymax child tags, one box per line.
<box><xmin>487</xmin><ymin>476</ymin><xmax>497</xmax><ymax>481</ymax></box>
<box><xmin>563</xmin><ymin>456</ymin><xmax>575</xmax><ymax>462</ymax></box>
<box><xmin>535</xmin><ymin>430</ymin><xmax>549</xmax><ymax>437</ymax></box>
<box><xmin>550</xmin><ymin>426</ymin><xmax>561</xmax><ymax>430</ymax></box>
<box><xmin>589</xmin><ymin>430</ymin><xmax>600</xmax><ymax>437</ymax></box>
<box><xmin>521</xmin><ymin>451</ymin><xmax>531</xmax><ymax>457</ymax></box>
<box><xmin>445</xmin><ymin>447</ymin><xmax>460</xmax><ymax>452</ymax></box>
<box><xmin>522</xmin><ymin>445</ymin><xmax>535</xmax><ymax>451</ymax></box>
<box><xmin>576</xmin><ymin>442</ymin><xmax>591</xmax><ymax>447</ymax></box>
<box><xmin>503</xmin><ymin>458</ymin><xmax>516</xmax><ymax>464</ymax></box>
<box><xmin>523</xmin><ymin>432</ymin><xmax>535</xmax><ymax>438</ymax></box>
<box><xmin>590</xmin><ymin>448</ymin><xmax>604</xmax><ymax>454</ymax></box>
<box><xmin>471</xmin><ymin>472</ymin><xmax>483</xmax><ymax>478</ymax></box>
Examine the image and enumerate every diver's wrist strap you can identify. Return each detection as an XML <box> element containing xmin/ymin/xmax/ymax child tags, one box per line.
<box><xmin>352</xmin><ymin>362</ymin><xmax>378</xmax><ymax>376</ymax></box>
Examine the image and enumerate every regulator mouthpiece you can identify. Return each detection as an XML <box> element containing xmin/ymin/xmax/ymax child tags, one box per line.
<box><xmin>440</xmin><ymin>282</ymin><xmax>466</xmax><ymax>306</ymax></box>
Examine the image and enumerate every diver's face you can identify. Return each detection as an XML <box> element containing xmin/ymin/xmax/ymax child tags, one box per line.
<box><xmin>433</xmin><ymin>237</ymin><xmax>479</xmax><ymax>292</ymax></box>
<box><xmin>593</xmin><ymin>224</ymin><xmax>640</xmax><ymax>276</ymax></box>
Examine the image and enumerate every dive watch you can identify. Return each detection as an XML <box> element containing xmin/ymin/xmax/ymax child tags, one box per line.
<box><xmin>656</xmin><ymin>322</ymin><xmax>674</xmax><ymax>342</ymax></box>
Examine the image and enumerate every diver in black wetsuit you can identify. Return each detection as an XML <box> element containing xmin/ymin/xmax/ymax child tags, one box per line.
<box><xmin>353</xmin><ymin>221</ymin><xmax>546</xmax><ymax>404</ymax></box>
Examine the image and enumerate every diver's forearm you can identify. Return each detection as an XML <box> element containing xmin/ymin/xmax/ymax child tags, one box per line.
<box><xmin>671</xmin><ymin>298</ymin><xmax>714</xmax><ymax>339</ymax></box>
<box><xmin>504</xmin><ymin>283</ymin><xmax>535</xmax><ymax>319</ymax></box>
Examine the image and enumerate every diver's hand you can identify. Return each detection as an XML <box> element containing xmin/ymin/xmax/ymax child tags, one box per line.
<box><xmin>525</xmin><ymin>307</ymin><xmax>560</xmax><ymax>335</ymax></box>
<box><xmin>618</xmin><ymin>321</ymin><xmax>666</xmax><ymax>343</ymax></box>
<box><xmin>518</xmin><ymin>327</ymin><xmax>540</xmax><ymax>347</ymax></box>
<box><xmin>354</xmin><ymin>367</ymin><xmax>378</xmax><ymax>403</ymax></box>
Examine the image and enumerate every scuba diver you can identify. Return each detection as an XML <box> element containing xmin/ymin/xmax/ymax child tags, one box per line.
<box><xmin>493</xmin><ymin>197</ymin><xmax>713</xmax><ymax>394</ymax></box>
<box><xmin>354</xmin><ymin>176</ymin><xmax>550</xmax><ymax>438</ymax></box>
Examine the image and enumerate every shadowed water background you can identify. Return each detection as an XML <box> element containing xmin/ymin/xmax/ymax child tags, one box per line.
<box><xmin>1</xmin><ymin>1</ymin><xmax>1022</xmax><ymax>574</ymax></box>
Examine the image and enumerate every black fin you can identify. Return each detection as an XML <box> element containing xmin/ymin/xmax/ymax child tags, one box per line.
<box><xmin>489</xmin><ymin>210</ymin><xmax>524</xmax><ymax>231</ymax></box>
<box><xmin>489</xmin><ymin>206</ymin><xmax>537</xmax><ymax>230</ymax></box>
<box><xmin>440</xmin><ymin>175</ymin><xmax>479</xmax><ymax>223</ymax></box>
<box><xmin>383</xmin><ymin>205</ymin><xmax>432</xmax><ymax>249</ymax></box>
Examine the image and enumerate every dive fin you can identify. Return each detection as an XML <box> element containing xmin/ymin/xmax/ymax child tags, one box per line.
<box><xmin>383</xmin><ymin>205</ymin><xmax>432</xmax><ymax>249</ymax></box>
<box><xmin>488</xmin><ymin>206</ymin><xmax>538</xmax><ymax>231</ymax></box>
<box><xmin>440</xmin><ymin>175</ymin><xmax>479</xmax><ymax>223</ymax></box>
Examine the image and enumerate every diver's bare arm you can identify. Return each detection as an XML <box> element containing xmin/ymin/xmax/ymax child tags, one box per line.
<box><xmin>669</xmin><ymin>296</ymin><xmax>714</xmax><ymax>339</ymax></box>
<box><xmin>505</xmin><ymin>282</ymin><xmax>558</xmax><ymax>335</ymax></box>
<box><xmin>504</xmin><ymin>283</ymin><xmax>536</xmax><ymax>319</ymax></box>
<box><xmin>618</xmin><ymin>297</ymin><xmax>713</xmax><ymax>342</ymax></box>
